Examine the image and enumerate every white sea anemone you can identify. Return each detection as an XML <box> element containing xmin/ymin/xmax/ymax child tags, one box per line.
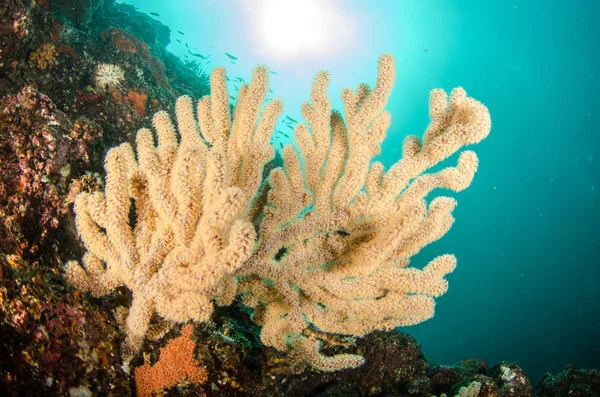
<box><xmin>94</xmin><ymin>63</ymin><xmax>125</xmax><ymax>90</ymax></box>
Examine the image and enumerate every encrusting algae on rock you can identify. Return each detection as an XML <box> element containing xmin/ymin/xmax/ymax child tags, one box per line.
<box><xmin>66</xmin><ymin>52</ymin><xmax>492</xmax><ymax>372</ymax></box>
<box><xmin>134</xmin><ymin>325</ymin><xmax>208</xmax><ymax>397</ymax></box>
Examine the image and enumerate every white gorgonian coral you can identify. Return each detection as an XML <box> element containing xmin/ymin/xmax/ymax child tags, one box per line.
<box><xmin>68</xmin><ymin>54</ymin><xmax>492</xmax><ymax>372</ymax></box>
<box><xmin>94</xmin><ymin>63</ymin><xmax>125</xmax><ymax>90</ymax></box>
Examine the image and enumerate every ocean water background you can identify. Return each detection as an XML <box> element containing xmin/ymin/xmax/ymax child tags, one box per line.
<box><xmin>117</xmin><ymin>0</ymin><xmax>600</xmax><ymax>382</ymax></box>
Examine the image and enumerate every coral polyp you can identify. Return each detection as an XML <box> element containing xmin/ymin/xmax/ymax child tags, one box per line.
<box><xmin>93</xmin><ymin>63</ymin><xmax>125</xmax><ymax>90</ymax></box>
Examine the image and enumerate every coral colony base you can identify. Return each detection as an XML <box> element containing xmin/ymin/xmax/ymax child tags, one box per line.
<box><xmin>66</xmin><ymin>53</ymin><xmax>492</xmax><ymax>372</ymax></box>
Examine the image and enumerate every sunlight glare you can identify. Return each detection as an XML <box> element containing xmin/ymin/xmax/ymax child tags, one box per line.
<box><xmin>257</xmin><ymin>0</ymin><xmax>348</xmax><ymax>58</ymax></box>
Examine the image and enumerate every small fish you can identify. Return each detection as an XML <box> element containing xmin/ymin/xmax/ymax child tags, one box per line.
<box><xmin>286</xmin><ymin>124</ymin><xmax>294</xmax><ymax>129</ymax></box>
<box><xmin>424</xmin><ymin>48</ymin><xmax>428</xmax><ymax>52</ymax></box>
<box><xmin>184</xmin><ymin>43</ymin><xmax>209</xmax><ymax>59</ymax></box>
<box><xmin>206</xmin><ymin>60</ymin><xmax>211</xmax><ymax>64</ymax></box>
<box><xmin>280</xmin><ymin>132</ymin><xmax>289</xmax><ymax>138</ymax></box>
<box><xmin>269</xmin><ymin>70</ymin><xmax>278</xmax><ymax>75</ymax></box>
<box><xmin>279</xmin><ymin>143</ymin><xmax>283</xmax><ymax>149</ymax></box>
<box><xmin>234</xmin><ymin>77</ymin><xmax>244</xmax><ymax>83</ymax></box>
<box><xmin>225</xmin><ymin>52</ymin><xmax>238</xmax><ymax>60</ymax></box>
<box><xmin>285</xmin><ymin>115</ymin><xmax>298</xmax><ymax>123</ymax></box>
<box><xmin>176</xmin><ymin>39</ymin><xmax>182</xmax><ymax>43</ymax></box>
<box><xmin>226</xmin><ymin>76</ymin><xmax>230</xmax><ymax>81</ymax></box>
<box><xmin>178</xmin><ymin>31</ymin><xmax>185</xmax><ymax>35</ymax></box>
<box><xmin>149</xmin><ymin>12</ymin><xmax>160</xmax><ymax>16</ymax></box>
<box><xmin>268</xmin><ymin>88</ymin><xmax>273</xmax><ymax>93</ymax></box>
<box><xmin>184</xmin><ymin>54</ymin><xmax>189</xmax><ymax>58</ymax></box>
<box><xmin>229</xmin><ymin>95</ymin><xmax>235</xmax><ymax>101</ymax></box>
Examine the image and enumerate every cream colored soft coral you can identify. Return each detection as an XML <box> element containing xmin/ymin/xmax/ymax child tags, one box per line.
<box><xmin>67</xmin><ymin>54</ymin><xmax>491</xmax><ymax>372</ymax></box>
<box><xmin>66</xmin><ymin>66</ymin><xmax>279</xmax><ymax>355</ymax></box>
<box><xmin>227</xmin><ymin>54</ymin><xmax>491</xmax><ymax>371</ymax></box>
<box><xmin>93</xmin><ymin>63</ymin><xmax>125</xmax><ymax>90</ymax></box>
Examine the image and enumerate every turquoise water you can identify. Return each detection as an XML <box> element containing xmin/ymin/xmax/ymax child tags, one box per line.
<box><xmin>118</xmin><ymin>0</ymin><xmax>600</xmax><ymax>381</ymax></box>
